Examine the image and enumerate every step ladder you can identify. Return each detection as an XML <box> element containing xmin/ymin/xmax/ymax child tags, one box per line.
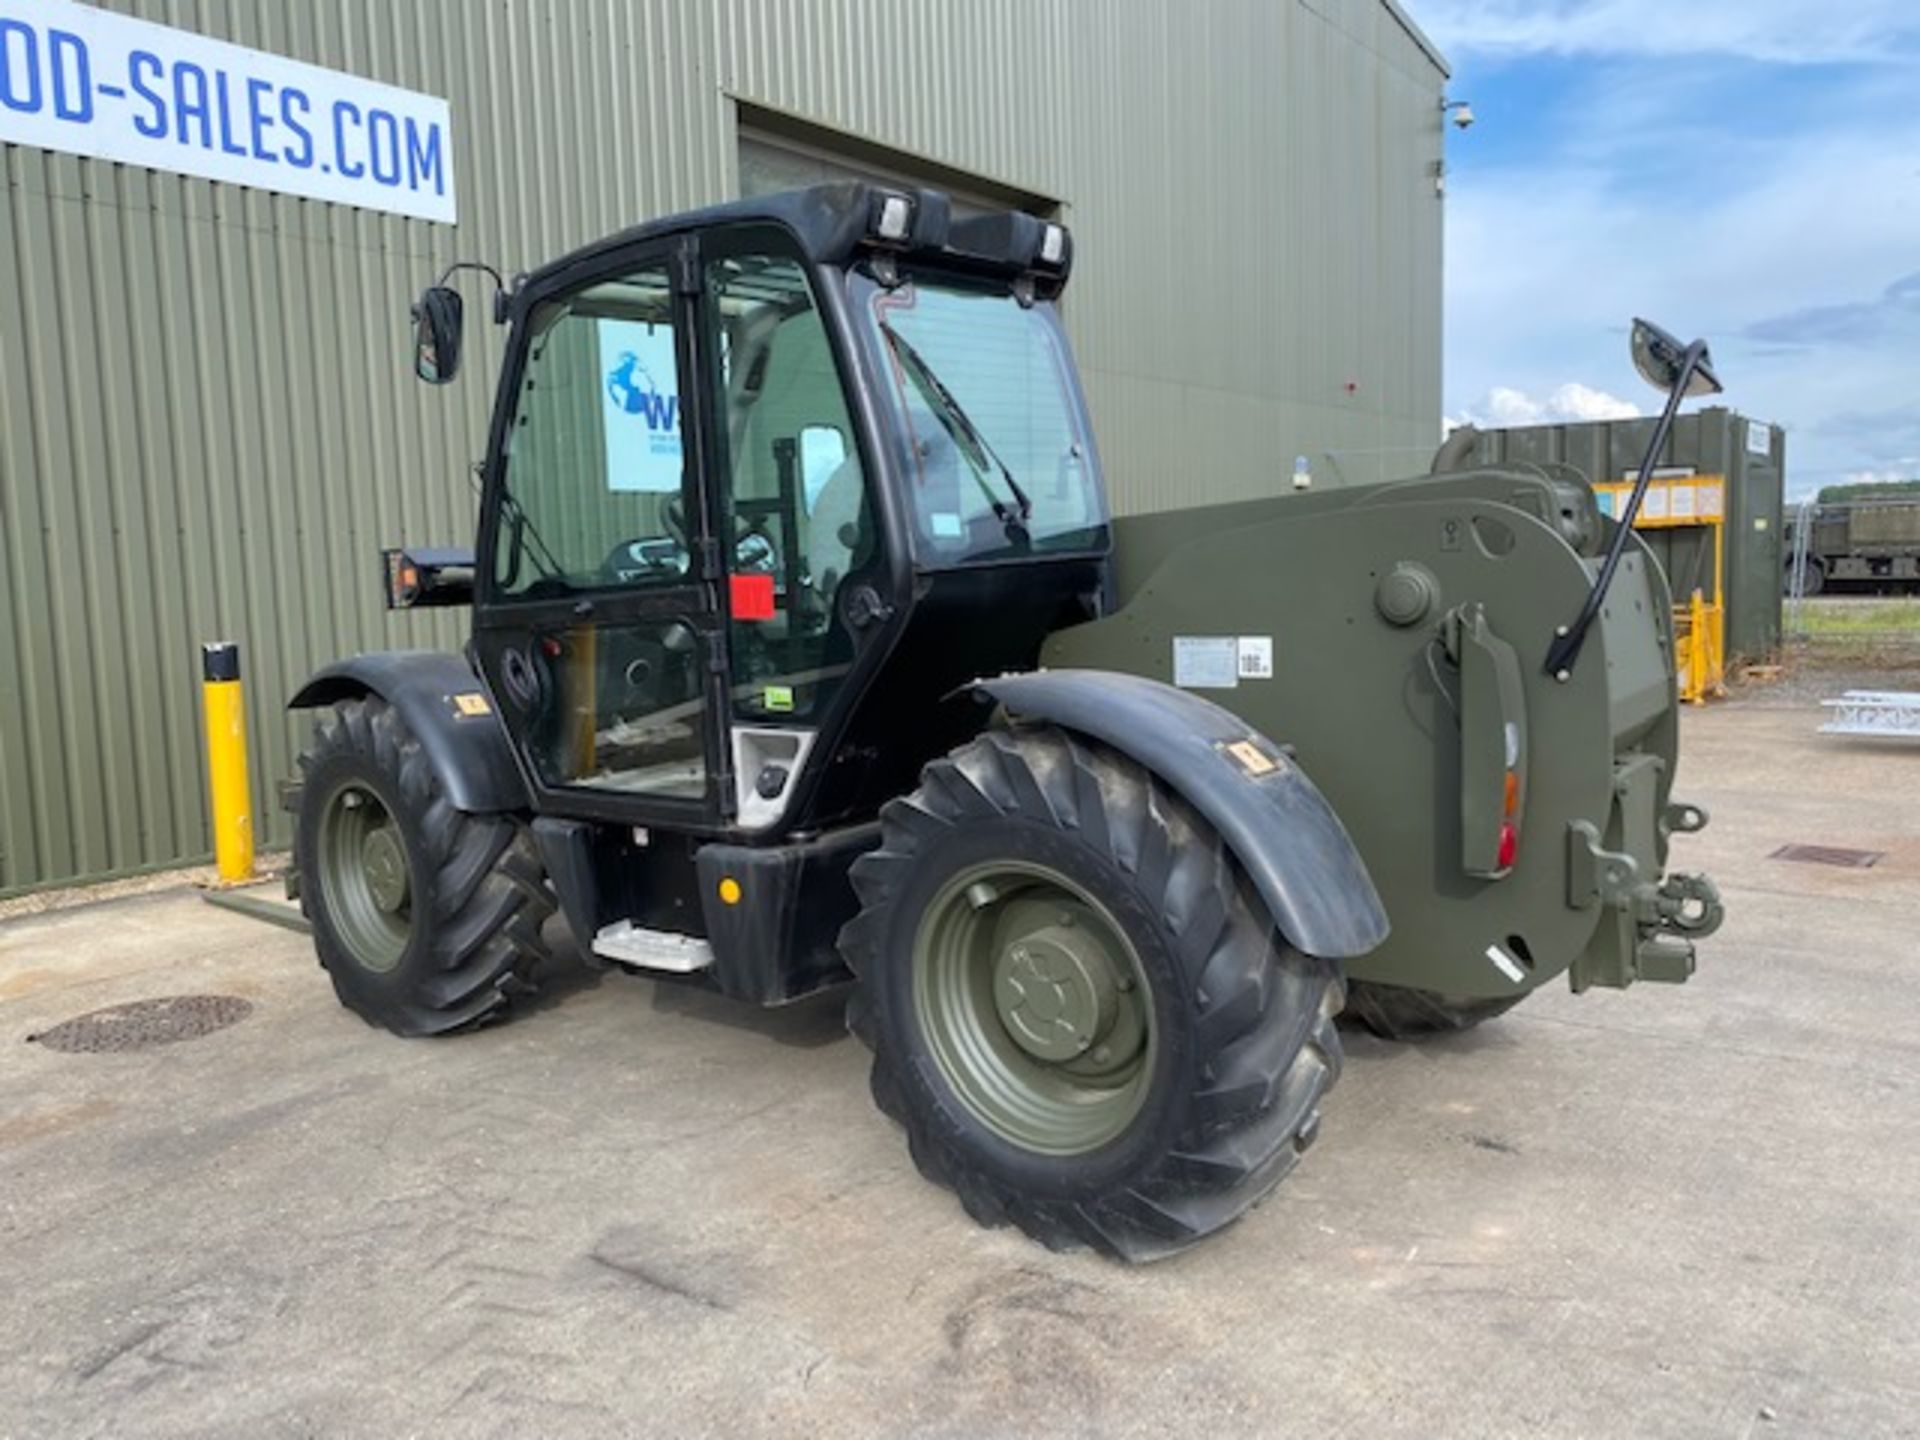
<box><xmin>590</xmin><ymin>920</ymin><xmax>714</xmax><ymax>972</ymax></box>
<box><xmin>1820</xmin><ymin>691</ymin><xmax>1920</xmax><ymax>740</ymax></box>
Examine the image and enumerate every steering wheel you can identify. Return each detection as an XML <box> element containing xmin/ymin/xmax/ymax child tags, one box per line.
<box><xmin>661</xmin><ymin>496</ymin><xmax>784</xmax><ymax>577</ymax></box>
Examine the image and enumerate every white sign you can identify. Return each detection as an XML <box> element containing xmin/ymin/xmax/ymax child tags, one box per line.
<box><xmin>1174</xmin><ymin>636</ymin><xmax>1239</xmax><ymax>690</ymax></box>
<box><xmin>1746</xmin><ymin>419</ymin><xmax>1773</xmax><ymax>457</ymax></box>
<box><xmin>597</xmin><ymin>319</ymin><xmax>684</xmax><ymax>494</ymax></box>
<box><xmin>0</xmin><ymin>0</ymin><xmax>455</xmax><ymax>223</ymax></box>
<box><xmin>1236</xmin><ymin>636</ymin><xmax>1274</xmax><ymax>680</ymax></box>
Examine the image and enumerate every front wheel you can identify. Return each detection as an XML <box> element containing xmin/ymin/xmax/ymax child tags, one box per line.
<box><xmin>840</xmin><ymin>725</ymin><xmax>1344</xmax><ymax>1262</ymax></box>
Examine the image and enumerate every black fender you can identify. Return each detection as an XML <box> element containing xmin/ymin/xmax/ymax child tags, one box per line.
<box><xmin>287</xmin><ymin>651</ymin><xmax>530</xmax><ymax>814</ymax></box>
<box><xmin>971</xmin><ymin>670</ymin><xmax>1388</xmax><ymax>960</ymax></box>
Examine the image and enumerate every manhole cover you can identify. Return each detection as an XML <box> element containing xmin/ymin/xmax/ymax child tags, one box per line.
<box><xmin>1770</xmin><ymin>844</ymin><xmax>1883</xmax><ymax>870</ymax></box>
<box><xmin>27</xmin><ymin>996</ymin><xmax>254</xmax><ymax>1054</ymax></box>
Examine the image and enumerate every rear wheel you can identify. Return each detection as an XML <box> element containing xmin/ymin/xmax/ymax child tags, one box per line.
<box><xmin>840</xmin><ymin>724</ymin><xmax>1344</xmax><ymax>1262</ymax></box>
<box><xmin>296</xmin><ymin>696</ymin><xmax>553</xmax><ymax>1036</ymax></box>
<box><xmin>1342</xmin><ymin>981</ymin><xmax>1524</xmax><ymax>1040</ymax></box>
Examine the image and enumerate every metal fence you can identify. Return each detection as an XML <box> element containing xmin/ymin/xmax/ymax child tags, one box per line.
<box><xmin>1785</xmin><ymin>499</ymin><xmax>1920</xmax><ymax>654</ymax></box>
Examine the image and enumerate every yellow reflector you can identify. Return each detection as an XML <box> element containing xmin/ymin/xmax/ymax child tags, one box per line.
<box><xmin>718</xmin><ymin>877</ymin><xmax>743</xmax><ymax>906</ymax></box>
<box><xmin>1503</xmin><ymin>770</ymin><xmax>1520</xmax><ymax>817</ymax></box>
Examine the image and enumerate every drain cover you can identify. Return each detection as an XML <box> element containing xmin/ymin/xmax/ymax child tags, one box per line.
<box><xmin>1770</xmin><ymin>844</ymin><xmax>1883</xmax><ymax>870</ymax></box>
<box><xmin>27</xmin><ymin>996</ymin><xmax>254</xmax><ymax>1054</ymax></box>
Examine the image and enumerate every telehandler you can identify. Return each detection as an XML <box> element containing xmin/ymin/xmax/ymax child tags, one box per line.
<box><xmin>287</xmin><ymin>183</ymin><xmax>1722</xmax><ymax>1259</ymax></box>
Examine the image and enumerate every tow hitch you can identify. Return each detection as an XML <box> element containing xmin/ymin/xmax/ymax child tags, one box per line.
<box><xmin>1567</xmin><ymin>800</ymin><xmax>1724</xmax><ymax>990</ymax></box>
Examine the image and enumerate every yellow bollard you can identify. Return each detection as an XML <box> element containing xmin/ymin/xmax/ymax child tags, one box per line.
<box><xmin>201</xmin><ymin>642</ymin><xmax>255</xmax><ymax>883</ymax></box>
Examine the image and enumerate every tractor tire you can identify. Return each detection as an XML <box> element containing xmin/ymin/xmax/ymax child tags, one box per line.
<box><xmin>1341</xmin><ymin>981</ymin><xmax>1524</xmax><ymax>1041</ymax></box>
<box><xmin>839</xmin><ymin>724</ymin><xmax>1344</xmax><ymax>1263</ymax></box>
<box><xmin>295</xmin><ymin>696</ymin><xmax>553</xmax><ymax>1037</ymax></box>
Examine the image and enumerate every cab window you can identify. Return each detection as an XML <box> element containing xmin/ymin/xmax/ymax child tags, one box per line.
<box><xmin>708</xmin><ymin>242</ymin><xmax>875</xmax><ymax>722</ymax></box>
<box><xmin>851</xmin><ymin>271</ymin><xmax>1106</xmax><ymax>566</ymax></box>
<box><xmin>493</xmin><ymin>265</ymin><xmax>693</xmax><ymax>596</ymax></box>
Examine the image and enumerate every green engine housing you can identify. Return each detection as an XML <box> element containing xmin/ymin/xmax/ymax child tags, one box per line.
<box><xmin>1044</xmin><ymin>466</ymin><xmax>1722</xmax><ymax>999</ymax></box>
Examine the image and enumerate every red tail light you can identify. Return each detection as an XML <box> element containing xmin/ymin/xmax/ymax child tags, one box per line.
<box><xmin>1497</xmin><ymin>822</ymin><xmax>1519</xmax><ymax>871</ymax></box>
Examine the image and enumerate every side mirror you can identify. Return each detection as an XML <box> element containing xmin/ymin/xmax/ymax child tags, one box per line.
<box><xmin>412</xmin><ymin>285</ymin><xmax>465</xmax><ymax>384</ymax></box>
<box><xmin>1630</xmin><ymin>318</ymin><xmax>1722</xmax><ymax>400</ymax></box>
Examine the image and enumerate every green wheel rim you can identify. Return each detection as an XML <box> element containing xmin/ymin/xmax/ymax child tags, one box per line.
<box><xmin>315</xmin><ymin>780</ymin><xmax>413</xmax><ymax>974</ymax></box>
<box><xmin>913</xmin><ymin>859</ymin><xmax>1156</xmax><ymax>1156</ymax></box>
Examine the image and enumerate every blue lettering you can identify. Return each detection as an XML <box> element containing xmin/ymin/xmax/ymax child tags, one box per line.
<box><xmin>366</xmin><ymin>108</ymin><xmax>400</xmax><ymax>186</ymax></box>
<box><xmin>404</xmin><ymin>118</ymin><xmax>445</xmax><ymax>196</ymax></box>
<box><xmin>172</xmin><ymin>61</ymin><xmax>212</xmax><ymax>148</ymax></box>
<box><xmin>641</xmin><ymin>393</ymin><xmax>679</xmax><ymax>431</ymax></box>
<box><xmin>0</xmin><ymin>19</ymin><xmax>41</xmax><ymax>114</ymax></box>
<box><xmin>211</xmin><ymin>69</ymin><xmax>247</xmax><ymax>157</ymax></box>
<box><xmin>128</xmin><ymin>51</ymin><xmax>167</xmax><ymax>137</ymax></box>
<box><xmin>279</xmin><ymin>87</ymin><xmax>312</xmax><ymax>167</ymax></box>
<box><xmin>332</xmin><ymin>100</ymin><xmax>364</xmax><ymax>178</ymax></box>
<box><xmin>47</xmin><ymin>29</ymin><xmax>90</xmax><ymax>122</ymax></box>
<box><xmin>245</xmin><ymin>77</ymin><xmax>275</xmax><ymax>162</ymax></box>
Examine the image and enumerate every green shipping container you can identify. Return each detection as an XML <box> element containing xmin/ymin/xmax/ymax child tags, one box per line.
<box><xmin>1457</xmin><ymin>407</ymin><xmax>1785</xmax><ymax>663</ymax></box>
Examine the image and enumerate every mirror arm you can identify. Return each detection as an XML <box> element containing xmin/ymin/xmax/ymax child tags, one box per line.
<box><xmin>1541</xmin><ymin>340</ymin><xmax>1707</xmax><ymax>681</ymax></box>
<box><xmin>434</xmin><ymin>261</ymin><xmax>509</xmax><ymax>323</ymax></box>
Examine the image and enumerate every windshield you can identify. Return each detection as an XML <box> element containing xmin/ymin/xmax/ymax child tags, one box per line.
<box><xmin>851</xmin><ymin>271</ymin><xmax>1106</xmax><ymax>565</ymax></box>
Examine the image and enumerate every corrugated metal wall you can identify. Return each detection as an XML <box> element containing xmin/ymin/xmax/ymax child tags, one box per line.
<box><xmin>0</xmin><ymin>0</ymin><xmax>1446</xmax><ymax>894</ymax></box>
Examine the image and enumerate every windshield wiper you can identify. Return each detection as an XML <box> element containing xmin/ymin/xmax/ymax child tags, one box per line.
<box><xmin>498</xmin><ymin>482</ymin><xmax>566</xmax><ymax>586</ymax></box>
<box><xmin>878</xmin><ymin>322</ymin><xmax>1032</xmax><ymax>544</ymax></box>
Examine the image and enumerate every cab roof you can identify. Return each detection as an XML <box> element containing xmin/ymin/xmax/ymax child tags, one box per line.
<box><xmin>520</xmin><ymin>182</ymin><xmax>1071</xmax><ymax>300</ymax></box>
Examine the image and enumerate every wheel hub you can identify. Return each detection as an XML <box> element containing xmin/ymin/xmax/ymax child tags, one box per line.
<box><xmin>361</xmin><ymin>827</ymin><xmax>409</xmax><ymax>913</ymax></box>
<box><xmin>316</xmin><ymin>782</ymin><xmax>412</xmax><ymax>975</ymax></box>
<box><xmin>992</xmin><ymin>921</ymin><xmax>1115</xmax><ymax>1062</ymax></box>
<box><xmin>913</xmin><ymin>862</ymin><xmax>1157</xmax><ymax>1157</ymax></box>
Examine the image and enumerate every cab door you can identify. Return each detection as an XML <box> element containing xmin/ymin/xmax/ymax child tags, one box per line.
<box><xmin>700</xmin><ymin>225</ymin><xmax>894</xmax><ymax>831</ymax></box>
<box><xmin>471</xmin><ymin>240</ymin><xmax>732</xmax><ymax>828</ymax></box>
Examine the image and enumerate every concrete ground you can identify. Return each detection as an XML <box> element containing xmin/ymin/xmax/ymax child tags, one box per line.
<box><xmin>2</xmin><ymin>698</ymin><xmax>1916</xmax><ymax>1440</ymax></box>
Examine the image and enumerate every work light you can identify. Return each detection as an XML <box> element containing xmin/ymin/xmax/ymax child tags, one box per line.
<box><xmin>873</xmin><ymin>192</ymin><xmax>914</xmax><ymax>244</ymax></box>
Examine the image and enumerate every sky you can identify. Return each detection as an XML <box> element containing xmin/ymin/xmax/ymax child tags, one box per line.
<box><xmin>1416</xmin><ymin>0</ymin><xmax>1920</xmax><ymax>497</ymax></box>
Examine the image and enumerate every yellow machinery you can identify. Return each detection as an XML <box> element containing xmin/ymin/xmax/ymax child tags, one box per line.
<box><xmin>1592</xmin><ymin>474</ymin><xmax>1727</xmax><ymax>704</ymax></box>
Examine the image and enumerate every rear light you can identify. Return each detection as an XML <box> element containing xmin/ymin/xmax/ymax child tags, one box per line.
<box><xmin>1497</xmin><ymin>822</ymin><xmax>1519</xmax><ymax>871</ymax></box>
<box><xmin>1503</xmin><ymin>769</ymin><xmax>1520</xmax><ymax>817</ymax></box>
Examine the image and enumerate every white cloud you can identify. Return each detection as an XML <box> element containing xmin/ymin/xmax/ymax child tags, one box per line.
<box><xmin>1442</xmin><ymin>115</ymin><xmax>1920</xmax><ymax>491</ymax></box>
<box><xmin>1457</xmin><ymin>382</ymin><xmax>1642</xmax><ymax>429</ymax></box>
<box><xmin>1418</xmin><ymin>0</ymin><xmax>1919</xmax><ymax>64</ymax></box>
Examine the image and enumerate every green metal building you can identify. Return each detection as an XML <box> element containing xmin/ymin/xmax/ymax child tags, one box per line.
<box><xmin>0</xmin><ymin>0</ymin><xmax>1449</xmax><ymax>895</ymax></box>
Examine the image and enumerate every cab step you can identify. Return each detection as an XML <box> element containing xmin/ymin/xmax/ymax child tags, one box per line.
<box><xmin>591</xmin><ymin>921</ymin><xmax>714</xmax><ymax>973</ymax></box>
